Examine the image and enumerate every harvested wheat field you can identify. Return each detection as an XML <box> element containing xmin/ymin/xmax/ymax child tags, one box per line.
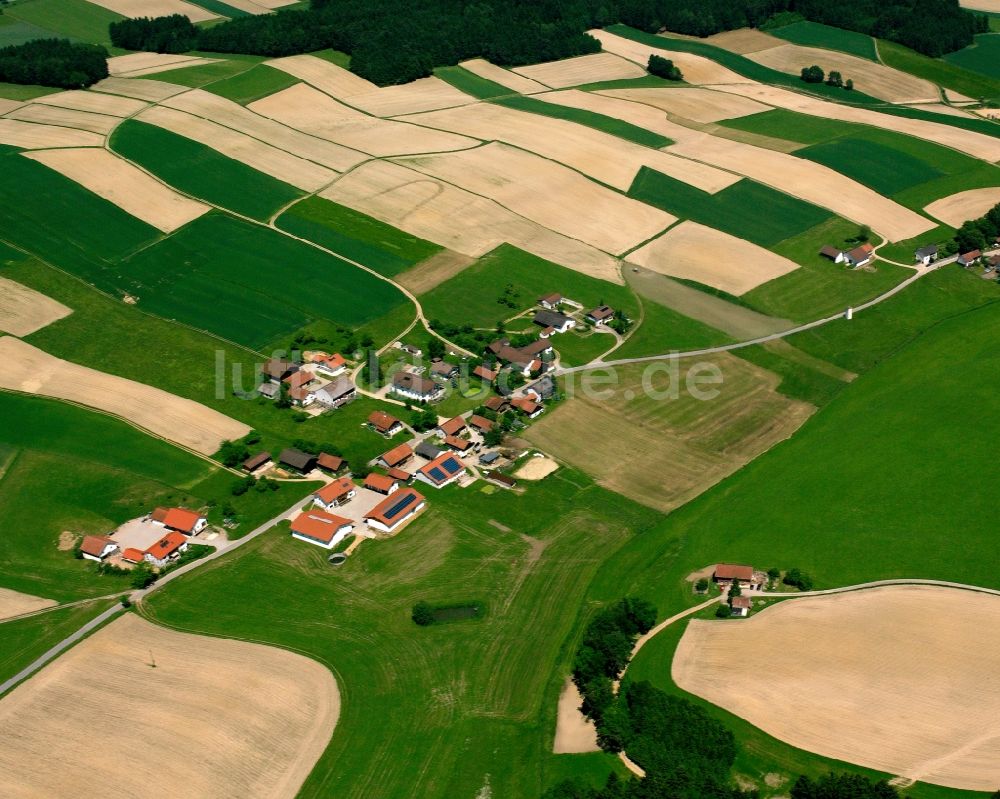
<box><xmin>959</xmin><ymin>0</ymin><xmax>1000</xmax><ymax>10</ymax></box>
<box><xmin>589</xmin><ymin>29</ymin><xmax>751</xmax><ymax>85</ymax></box>
<box><xmin>349</xmin><ymin>77</ymin><xmax>475</xmax><ymax>117</ymax></box>
<box><xmin>598</xmin><ymin>86</ymin><xmax>769</xmax><ymax>123</ymax></box>
<box><xmin>553</xmin><ymin>678</ymin><xmax>599</xmax><ymax>754</ymax></box>
<box><xmin>403</xmin><ymin>102</ymin><xmax>738</xmax><ymax>193</ymax></box>
<box><xmin>161</xmin><ymin>89</ymin><xmax>366</xmax><ymax>171</ymax></box>
<box><xmin>33</xmin><ymin>89</ymin><xmax>148</xmax><ymax>117</ymax></box>
<box><xmin>0</xmin><ymin>337</ymin><xmax>249</xmax><ymax>455</ymax></box>
<box><xmin>924</xmin><ymin>186</ymin><xmax>1000</xmax><ymax>228</ymax></box>
<box><xmin>108</xmin><ymin>52</ymin><xmax>220</xmax><ymax>78</ymax></box>
<box><xmin>704</xmin><ymin>28</ymin><xmax>782</xmax><ymax>54</ymax></box>
<box><xmin>712</xmin><ymin>83</ymin><xmax>1000</xmax><ymax>163</ymax></box>
<box><xmin>525</xmin><ymin>357</ymin><xmax>812</xmax><ymax>512</ymax></box>
<box><xmin>673</xmin><ymin>586</ymin><xmax>1000</xmax><ymax>791</ymax></box>
<box><xmin>906</xmin><ymin>101</ymin><xmax>978</xmax><ymax>119</ymax></box>
<box><xmin>0</xmin><ymin>119</ymin><xmax>102</xmax><ymax>149</ymax></box>
<box><xmin>24</xmin><ymin>149</ymin><xmax>209</xmax><ymax>233</ymax></box>
<box><xmin>397</xmin><ymin>142</ymin><xmax>675</xmax><ymax>254</ymax></box>
<box><xmin>395</xmin><ymin>249</ymin><xmax>475</xmax><ymax>294</ymax></box>
<box><xmin>91</xmin><ymin>77</ymin><xmax>188</xmax><ymax>102</ymax></box>
<box><xmin>627</xmin><ymin>221</ymin><xmax>800</xmax><ymax>295</ymax></box>
<box><xmin>266</xmin><ymin>54</ymin><xmax>378</xmax><ymax>97</ymax></box>
<box><xmin>4</xmin><ymin>103</ymin><xmax>119</xmax><ymax>136</ymax></box>
<box><xmin>321</xmin><ymin>160</ymin><xmax>622</xmax><ymax>282</ymax></box>
<box><xmin>217</xmin><ymin>0</ymin><xmax>298</xmax><ymax>12</ymax></box>
<box><xmin>515</xmin><ymin>456</ymin><xmax>560</xmax><ymax>480</ymax></box>
<box><xmin>0</xmin><ymin>587</ymin><xmax>56</xmax><ymax>622</ymax></box>
<box><xmin>748</xmin><ymin>44</ymin><xmax>937</xmax><ymax>102</ymax></box>
<box><xmin>249</xmin><ymin>84</ymin><xmax>478</xmax><ymax>156</ymax></box>
<box><xmin>0</xmin><ymin>613</ymin><xmax>339</xmax><ymax>799</ymax></box>
<box><xmin>0</xmin><ymin>278</ymin><xmax>72</xmax><ymax>337</ymax></box>
<box><xmin>512</xmin><ymin>52</ymin><xmax>646</xmax><ymax>89</ymax></box>
<box><xmin>0</xmin><ymin>99</ymin><xmax>23</xmax><ymax>115</ymax></box>
<box><xmin>136</xmin><ymin>105</ymin><xmax>337</xmax><ymax>191</ymax></box>
<box><xmin>82</xmin><ymin>0</ymin><xmax>217</xmax><ymax>22</ymax></box>
<box><xmin>459</xmin><ymin>58</ymin><xmax>548</xmax><ymax>93</ymax></box>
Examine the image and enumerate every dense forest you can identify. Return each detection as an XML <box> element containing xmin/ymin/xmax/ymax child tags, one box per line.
<box><xmin>0</xmin><ymin>39</ymin><xmax>108</xmax><ymax>88</ymax></box>
<box><xmin>108</xmin><ymin>0</ymin><xmax>986</xmax><ymax>86</ymax></box>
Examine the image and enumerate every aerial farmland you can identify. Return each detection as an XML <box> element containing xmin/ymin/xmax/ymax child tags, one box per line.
<box><xmin>0</xmin><ymin>2</ymin><xmax>998</xmax><ymax>799</ymax></box>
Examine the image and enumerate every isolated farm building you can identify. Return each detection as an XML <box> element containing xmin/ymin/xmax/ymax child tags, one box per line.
<box><xmin>379</xmin><ymin>443</ymin><xmax>413</xmax><ymax>469</ymax></box>
<box><xmin>533</xmin><ymin>309</ymin><xmax>575</xmax><ymax>333</ymax></box>
<box><xmin>819</xmin><ymin>245</ymin><xmax>846</xmax><ymax>263</ymax></box>
<box><xmin>313</xmin><ymin>476</ymin><xmax>356</xmax><ymax>510</ymax></box>
<box><xmin>279</xmin><ymin>448</ymin><xmax>317</xmax><ymax>474</ymax></box>
<box><xmin>527</xmin><ymin>376</ymin><xmax>556</xmax><ymax>401</ymax></box>
<box><xmin>151</xmin><ymin>507</ymin><xmax>207</xmax><ymax>535</ymax></box>
<box><xmin>121</xmin><ymin>547</ymin><xmax>145</xmax><ymax>564</ymax></box>
<box><xmin>392</xmin><ymin>372</ymin><xmax>442</xmax><ymax>402</ymax></box>
<box><xmin>258</xmin><ymin>383</ymin><xmax>279</xmax><ymax>400</ymax></box>
<box><xmin>368</xmin><ymin>410</ymin><xmax>403</xmax><ymax>437</ymax></box>
<box><xmin>537</xmin><ymin>293</ymin><xmax>562</xmax><ymax>309</ymax></box>
<box><xmin>310</xmin><ymin>352</ymin><xmax>347</xmax><ymax>377</ymax></box>
<box><xmin>262</xmin><ymin>359</ymin><xmax>298</xmax><ymax>383</ymax></box>
<box><xmin>291</xmin><ymin>509</ymin><xmax>354</xmax><ymax>549</ymax></box>
<box><xmin>485</xmin><ymin>471</ymin><xmax>517</xmax><ymax>489</ymax></box>
<box><xmin>713</xmin><ymin>564</ymin><xmax>757</xmax><ymax>589</ymax></box>
<box><xmin>444</xmin><ymin>435</ymin><xmax>473</xmax><ymax>453</ymax></box>
<box><xmin>415</xmin><ymin>440</ymin><xmax>443</xmax><ymax>460</ymax></box>
<box><xmin>479</xmin><ymin>450</ymin><xmax>500</xmax><ymax>466</ymax></box>
<box><xmin>483</xmin><ymin>396</ymin><xmax>509</xmax><ymax>413</ymax></box>
<box><xmin>468</xmin><ymin>414</ymin><xmax>493</xmax><ymax>434</ymax></box>
<box><xmin>386</xmin><ymin>467</ymin><xmax>412</xmax><ymax>483</ymax></box>
<box><xmin>430</xmin><ymin>360</ymin><xmax>459</xmax><ymax>379</ymax></box>
<box><xmin>437</xmin><ymin>416</ymin><xmax>467</xmax><ymax>438</ymax></box>
<box><xmin>846</xmin><ymin>243</ymin><xmax>874</xmax><ymax>267</ymax></box>
<box><xmin>416</xmin><ymin>452</ymin><xmax>466</xmax><ymax>489</ymax></box>
<box><xmin>397</xmin><ymin>342</ymin><xmax>422</xmax><ymax>356</ymax></box>
<box><xmin>730</xmin><ymin>596</ymin><xmax>752</xmax><ymax>617</ymax></box>
<box><xmin>313</xmin><ymin>377</ymin><xmax>356</xmax><ymax>409</ymax></box>
<box><xmin>364</xmin><ymin>487</ymin><xmax>426</xmax><ymax>533</ymax></box>
<box><xmin>914</xmin><ymin>244</ymin><xmax>938</xmax><ymax>265</ymax></box>
<box><xmin>511</xmin><ymin>397</ymin><xmax>543</xmax><ymax>419</ymax></box>
<box><xmin>79</xmin><ymin>535</ymin><xmax>118</xmax><ymax>562</ymax></box>
<box><xmin>316</xmin><ymin>452</ymin><xmax>345</xmax><ymax>474</ymax></box>
<box><xmin>958</xmin><ymin>249</ymin><xmax>982</xmax><ymax>266</ymax></box>
<box><xmin>586</xmin><ymin>305</ymin><xmax>615</xmax><ymax>326</ymax></box>
<box><xmin>474</xmin><ymin>364</ymin><xmax>498</xmax><ymax>383</ymax></box>
<box><xmin>365</xmin><ymin>472</ymin><xmax>399</xmax><ymax>495</ymax></box>
<box><xmin>144</xmin><ymin>531</ymin><xmax>188</xmax><ymax>568</ymax></box>
<box><xmin>242</xmin><ymin>451</ymin><xmax>273</xmax><ymax>473</ymax></box>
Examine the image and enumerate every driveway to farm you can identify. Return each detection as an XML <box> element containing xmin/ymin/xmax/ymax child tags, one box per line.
<box><xmin>0</xmin><ymin>491</ymin><xmax>313</xmax><ymax>697</ymax></box>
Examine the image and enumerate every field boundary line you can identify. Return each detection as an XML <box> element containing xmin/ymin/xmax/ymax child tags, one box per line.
<box><xmin>0</xmin><ymin>592</ymin><xmax>128</xmax><ymax>625</ymax></box>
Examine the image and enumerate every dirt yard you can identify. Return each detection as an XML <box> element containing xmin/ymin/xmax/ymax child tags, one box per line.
<box><xmin>524</xmin><ymin>357</ymin><xmax>813</xmax><ymax>512</ymax></box>
<box><xmin>672</xmin><ymin>586</ymin><xmax>1000</xmax><ymax>791</ymax></box>
<box><xmin>553</xmin><ymin>678</ymin><xmax>599</xmax><ymax>753</ymax></box>
<box><xmin>627</xmin><ymin>221</ymin><xmax>800</xmax><ymax>295</ymax></box>
<box><xmin>598</xmin><ymin>86</ymin><xmax>769</xmax><ymax>123</ymax></box>
<box><xmin>924</xmin><ymin>186</ymin><xmax>1000</xmax><ymax>228</ymax></box>
<box><xmin>459</xmin><ymin>58</ymin><xmax>548</xmax><ymax>93</ymax></box>
<box><xmin>82</xmin><ymin>0</ymin><xmax>217</xmax><ymax>22</ymax></box>
<box><xmin>5</xmin><ymin>104</ymin><xmax>120</xmax><ymax>135</ymax></box>
<box><xmin>249</xmin><ymin>84</ymin><xmax>478</xmax><ymax>157</ymax></box>
<box><xmin>512</xmin><ymin>52</ymin><xmax>646</xmax><ymax>88</ymax></box>
<box><xmin>0</xmin><ymin>119</ymin><xmax>102</xmax><ymax>149</ymax></box>
<box><xmin>24</xmin><ymin>148</ymin><xmax>210</xmax><ymax>233</ymax></box>
<box><xmin>514</xmin><ymin>456</ymin><xmax>560</xmax><ymax>480</ymax></box>
<box><xmin>0</xmin><ymin>613</ymin><xmax>339</xmax><ymax>798</ymax></box>
<box><xmin>0</xmin><ymin>587</ymin><xmax>56</xmax><ymax>622</ymax></box>
<box><xmin>0</xmin><ymin>337</ymin><xmax>249</xmax><ymax>455</ymax></box>
<box><xmin>0</xmin><ymin>278</ymin><xmax>72</xmax><ymax>337</ymax></box>
<box><xmin>397</xmin><ymin>142</ymin><xmax>675</xmax><ymax>255</ymax></box>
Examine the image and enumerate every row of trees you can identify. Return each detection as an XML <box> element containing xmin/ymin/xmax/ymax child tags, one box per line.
<box><xmin>955</xmin><ymin>200</ymin><xmax>1000</xmax><ymax>255</ymax></box>
<box><xmin>800</xmin><ymin>65</ymin><xmax>853</xmax><ymax>90</ymax></box>
<box><xmin>0</xmin><ymin>39</ymin><xmax>108</xmax><ymax>88</ymax></box>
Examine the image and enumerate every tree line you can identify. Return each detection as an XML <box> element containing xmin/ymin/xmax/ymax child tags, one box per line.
<box><xmin>0</xmin><ymin>39</ymin><xmax>108</xmax><ymax>88</ymax></box>
<box><xmin>955</xmin><ymin>200</ymin><xmax>1000</xmax><ymax>255</ymax></box>
<box><xmin>107</xmin><ymin>0</ymin><xmax>986</xmax><ymax>87</ymax></box>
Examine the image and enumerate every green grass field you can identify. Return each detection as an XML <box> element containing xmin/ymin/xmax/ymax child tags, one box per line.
<box><xmin>148</xmin><ymin>59</ymin><xmax>260</xmax><ymax>89</ymax></box>
<box><xmin>419</xmin><ymin>244</ymin><xmax>640</xmax><ymax>329</ymax></box>
<box><xmin>110</xmin><ymin>120</ymin><xmax>303</xmax><ymax>222</ymax></box>
<box><xmin>434</xmin><ymin>65</ymin><xmax>512</xmax><ymax>99</ymax></box>
<box><xmin>0</xmin><ymin>0</ymin><xmax>122</xmax><ymax>44</ymax></box>
<box><xmin>494</xmin><ymin>95</ymin><xmax>673</xmax><ymax>148</ymax></box>
<box><xmin>611</xmin><ymin>295</ymin><xmax>733</xmax><ymax>358</ymax></box>
<box><xmin>204</xmin><ymin>63</ymin><xmax>299</xmax><ymax>103</ymax></box>
<box><xmin>799</xmin><ymin>135</ymin><xmax>945</xmax><ymax>196</ymax></box>
<box><xmin>186</xmin><ymin>0</ymin><xmax>251</xmax><ymax>17</ymax></box>
<box><xmin>769</xmin><ymin>20</ymin><xmax>878</xmax><ymax>61</ymax></box>
<box><xmin>944</xmin><ymin>34</ymin><xmax>1000</xmax><ymax>81</ymax></box>
<box><xmin>276</xmin><ymin>196</ymin><xmax>442</xmax><ymax>278</ymax></box>
<box><xmin>628</xmin><ymin>168</ymin><xmax>833</xmax><ymax>248</ymax></box>
<box><xmin>880</xmin><ymin>39</ymin><xmax>1000</xmax><ymax>103</ymax></box>
<box><xmin>552</xmin><ymin>329</ymin><xmax>618</xmax><ymax>367</ymax></box>
<box><xmin>0</xmin><ymin>80</ymin><xmax>57</xmax><ymax>100</ymax></box>
<box><xmin>142</xmin><ymin>469</ymin><xmax>659</xmax><ymax>799</ymax></box>
<box><xmin>117</xmin><ymin>213</ymin><xmax>409</xmax><ymax>349</ymax></box>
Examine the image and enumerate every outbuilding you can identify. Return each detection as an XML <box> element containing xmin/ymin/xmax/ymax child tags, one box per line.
<box><xmin>150</xmin><ymin>507</ymin><xmax>207</xmax><ymax>536</ymax></box>
<box><xmin>79</xmin><ymin>535</ymin><xmax>118</xmax><ymax>562</ymax></box>
<box><xmin>365</xmin><ymin>472</ymin><xmax>399</xmax><ymax>495</ymax></box>
<box><xmin>364</xmin><ymin>487</ymin><xmax>426</xmax><ymax>533</ymax></box>
<box><xmin>416</xmin><ymin>452</ymin><xmax>466</xmax><ymax>488</ymax></box>
<box><xmin>279</xmin><ymin>448</ymin><xmax>316</xmax><ymax>474</ymax></box>
<box><xmin>313</xmin><ymin>477</ymin><xmax>357</xmax><ymax>510</ymax></box>
<box><xmin>291</xmin><ymin>509</ymin><xmax>354</xmax><ymax>549</ymax></box>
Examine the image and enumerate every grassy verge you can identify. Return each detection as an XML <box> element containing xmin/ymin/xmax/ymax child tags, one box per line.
<box><xmin>434</xmin><ymin>65</ymin><xmax>512</xmax><ymax>99</ymax></box>
<box><xmin>612</xmin><ymin>296</ymin><xmax>733</xmax><ymax>358</ymax></box>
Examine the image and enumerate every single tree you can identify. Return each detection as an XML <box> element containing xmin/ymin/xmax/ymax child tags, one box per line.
<box><xmin>826</xmin><ymin>70</ymin><xmax>843</xmax><ymax>88</ymax></box>
<box><xmin>800</xmin><ymin>65</ymin><xmax>824</xmax><ymax>83</ymax></box>
<box><xmin>411</xmin><ymin>601</ymin><xmax>435</xmax><ymax>626</ymax></box>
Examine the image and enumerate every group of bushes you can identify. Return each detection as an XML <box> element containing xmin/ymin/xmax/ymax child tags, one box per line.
<box><xmin>800</xmin><ymin>66</ymin><xmax>853</xmax><ymax>90</ymax></box>
<box><xmin>0</xmin><ymin>39</ymin><xmax>108</xmax><ymax>88</ymax></box>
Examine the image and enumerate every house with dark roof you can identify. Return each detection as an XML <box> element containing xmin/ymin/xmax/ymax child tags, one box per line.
<box><xmin>914</xmin><ymin>244</ymin><xmax>938</xmax><ymax>265</ymax></box>
<box><xmin>279</xmin><ymin>448</ymin><xmax>317</xmax><ymax>474</ymax></box>
<box><xmin>368</xmin><ymin>411</ymin><xmax>403</xmax><ymax>437</ymax></box>
<box><xmin>416</xmin><ymin>452</ymin><xmax>466</xmax><ymax>489</ymax></box>
<box><xmin>479</xmin><ymin>450</ymin><xmax>500</xmax><ymax>466</ymax></box>
<box><xmin>533</xmin><ymin>309</ymin><xmax>575</xmax><ymax>333</ymax></box>
<box><xmin>846</xmin><ymin>243</ymin><xmax>874</xmax><ymax>267</ymax></box>
<box><xmin>313</xmin><ymin>477</ymin><xmax>356</xmax><ymax>510</ymax></box>
<box><xmin>365</xmin><ymin>472</ymin><xmax>399</xmax><ymax>495</ymax></box>
<box><xmin>415</xmin><ymin>440</ymin><xmax>443</xmax><ymax>460</ymax></box>
<box><xmin>537</xmin><ymin>293</ymin><xmax>562</xmax><ymax>309</ymax></box>
<box><xmin>392</xmin><ymin>371</ymin><xmax>442</xmax><ymax>402</ymax></box>
<box><xmin>378</xmin><ymin>443</ymin><xmax>413</xmax><ymax>469</ymax></box>
<box><xmin>80</xmin><ymin>535</ymin><xmax>118</xmax><ymax>562</ymax></box>
<box><xmin>364</xmin><ymin>487</ymin><xmax>426</xmax><ymax>533</ymax></box>
<box><xmin>527</xmin><ymin>376</ymin><xmax>556</xmax><ymax>401</ymax></box>
<box><xmin>243</xmin><ymin>451</ymin><xmax>273</xmax><ymax>473</ymax></box>
<box><xmin>291</xmin><ymin>509</ymin><xmax>354</xmax><ymax>549</ymax></box>
<box><xmin>430</xmin><ymin>360</ymin><xmax>459</xmax><ymax>379</ymax></box>
<box><xmin>150</xmin><ymin>507</ymin><xmax>207</xmax><ymax>535</ymax></box>
<box><xmin>586</xmin><ymin>305</ymin><xmax>615</xmax><ymax>326</ymax></box>
<box><xmin>485</xmin><ymin>471</ymin><xmax>517</xmax><ymax>488</ymax></box>
<box><xmin>262</xmin><ymin>359</ymin><xmax>299</xmax><ymax>383</ymax></box>
<box><xmin>819</xmin><ymin>245</ymin><xmax>846</xmax><ymax>263</ymax></box>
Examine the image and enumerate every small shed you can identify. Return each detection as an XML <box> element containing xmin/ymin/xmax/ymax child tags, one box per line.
<box><xmin>279</xmin><ymin>448</ymin><xmax>317</xmax><ymax>474</ymax></box>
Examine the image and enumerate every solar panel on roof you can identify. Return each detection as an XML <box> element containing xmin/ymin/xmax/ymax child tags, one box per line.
<box><xmin>384</xmin><ymin>492</ymin><xmax>417</xmax><ymax>520</ymax></box>
<box><xmin>442</xmin><ymin>457</ymin><xmax>461</xmax><ymax>474</ymax></box>
<box><xmin>428</xmin><ymin>467</ymin><xmax>446</xmax><ymax>482</ymax></box>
